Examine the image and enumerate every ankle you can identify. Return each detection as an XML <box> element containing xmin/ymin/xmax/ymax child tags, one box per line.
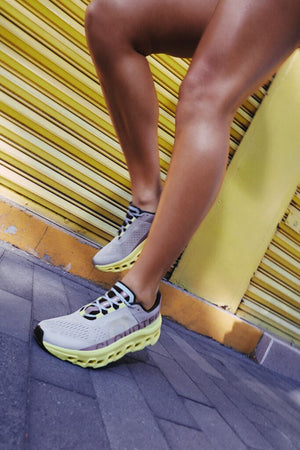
<box><xmin>132</xmin><ymin>186</ymin><xmax>162</xmax><ymax>213</ymax></box>
<box><xmin>121</xmin><ymin>275</ymin><xmax>158</xmax><ymax>310</ymax></box>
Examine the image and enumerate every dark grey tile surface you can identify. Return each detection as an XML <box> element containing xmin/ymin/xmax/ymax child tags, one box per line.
<box><xmin>91</xmin><ymin>370</ymin><xmax>170</xmax><ymax>450</ymax></box>
<box><xmin>1</xmin><ymin>239</ymin><xmax>299</xmax><ymax>450</ymax></box>
<box><xmin>128</xmin><ymin>361</ymin><xmax>199</xmax><ymax>428</ymax></box>
<box><xmin>150</xmin><ymin>350</ymin><xmax>211</xmax><ymax>404</ymax></box>
<box><xmin>0</xmin><ymin>251</ymin><xmax>33</xmax><ymax>301</ymax></box>
<box><xmin>185</xmin><ymin>399</ymin><xmax>247</xmax><ymax>450</ymax></box>
<box><xmin>31</xmin><ymin>342</ymin><xmax>95</xmax><ymax>397</ymax></box>
<box><xmin>0</xmin><ymin>246</ymin><xmax>5</xmax><ymax>259</ymax></box>
<box><xmin>158</xmin><ymin>418</ymin><xmax>213</xmax><ymax>450</ymax></box>
<box><xmin>0</xmin><ymin>289</ymin><xmax>32</xmax><ymax>342</ymax></box>
<box><xmin>262</xmin><ymin>338</ymin><xmax>300</xmax><ymax>381</ymax></box>
<box><xmin>254</xmin><ymin>422</ymin><xmax>297</xmax><ymax>450</ymax></box>
<box><xmin>62</xmin><ymin>277</ymin><xmax>105</xmax><ymax>312</ymax></box>
<box><xmin>33</xmin><ymin>265</ymin><xmax>68</xmax><ymax>321</ymax></box>
<box><xmin>28</xmin><ymin>379</ymin><xmax>110</xmax><ymax>450</ymax></box>
<box><xmin>0</xmin><ymin>333</ymin><xmax>29</xmax><ymax>450</ymax></box>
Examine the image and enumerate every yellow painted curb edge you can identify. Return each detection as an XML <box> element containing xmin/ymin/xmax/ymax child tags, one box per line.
<box><xmin>160</xmin><ymin>282</ymin><xmax>262</xmax><ymax>354</ymax></box>
<box><xmin>0</xmin><ymin>197</ymin><xmax>262</xmax><ymax>353</ymax></box>
<box><xmin>0</xmin><ymin>196</ymin><xmax>118</xmax><ymax>289</ymax></box>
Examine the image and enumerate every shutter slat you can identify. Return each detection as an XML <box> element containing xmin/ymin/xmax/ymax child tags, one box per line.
<box><xmin>1</xmin><ymin>0</ymin><xmax>272</xmax><ymax>249</ymax></box>
<box><xmin>237</xmin><ymin>188</ymin><xmax>300</xmax><ymax>345</ymax></box>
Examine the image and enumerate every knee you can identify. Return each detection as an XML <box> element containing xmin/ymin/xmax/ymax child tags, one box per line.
<box><xmin>177</xmin><ymin>61</ymin><xmax>236</xmax><ymax>125</ymax></box>
<box><xmin>85</xmin><ymin>0</ymin><xmax>128</xmax><ymax>52</ymax></box>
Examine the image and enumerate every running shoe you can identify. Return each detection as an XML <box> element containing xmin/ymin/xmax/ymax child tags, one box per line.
<box><xmin>93</xmin><ymin>203</ymin><xmax>155</xmax><ymax>272</ymax></box>
<box><xmin>34</xmin><ymin>281</ymin><xmax>161</xmax><ymax>368</ymax></box>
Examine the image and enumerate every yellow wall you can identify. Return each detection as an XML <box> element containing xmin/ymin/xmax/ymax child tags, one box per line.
<box><xmin>171</xmin><ymin>51</ymin><xmax>300</xmax><ymax>314</ymax></box>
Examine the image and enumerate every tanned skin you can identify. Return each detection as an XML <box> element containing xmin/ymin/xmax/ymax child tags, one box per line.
<box><xmin>85</xmin><ymin>0</ymin><xmax>300</xmax><ymax>308</ymax></box>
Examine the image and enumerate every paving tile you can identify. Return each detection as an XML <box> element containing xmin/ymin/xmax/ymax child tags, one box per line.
<box><xmin>129</xmin><ymin>361</ymin><xmax>199</xmax><ymax>428</ymax></box>
<box><xmin>166</xmin><ymin>321</ymin><xmax>247</xmax><ymax>363</ymax></box>
<box><xmin>159</xmin><ymin>326</ymin><xmax>235</xmax><ymax>381</ymax></box>
<box><xmin>286</xmin><ymin>387</ymin><xmax>300</xmax><ymax>414</ymax></box>
<box><xmin>185</xmin><ymin>400</ymin><xmax>247</xmax><ymax>450</ymax></box>
<box><xmin>91</xmin><ymin>370</ymin><xmax>169</xmax><ymax>450</ymax></box>
<box><xmin>0</xmin><ymin>289</ymin><xmax>32</xmax><ymax>342</ymax></box>
<box><xmin>28</xmin><ymin>379</ymin><xmax>110</xmax><ymax>450</ymax></box>
<box><xmin>0</xmin><ymin>333</ymin><xmax>29</xmax><ymax>450</ymax></box>
<box><xmin>263</xmin><ymin>370</ymin><xmax>300</xmax><ymax>392</ymax></box>
<box><xmin>33</xmin><ymin>265</ymin><xmax>69</xmax><ymax>321</ymax></box>
<box><xmin>226</xmin><ymin>372</ymin><xmax>300</xmax><ymax>435</ymax></box>
<box><xmin>215</xmin><ymin>378</ymin><xmax>273</xmax><ymax>426</ymax></box>
<box><xmin>150</xmin><ymin>350</ymin><xmax>210</xmax><ymax>404</ymax></box>
<box><xmin>31</xmin><ymin>340</ymin><xmax>96</xmax><ymax>397</ymax></box>
<box><xmin>87</xmin><ymin>284</ymin><xmax>107</xmax><ymax>298</ymax></box>
<box><xmin>126</xmin><ymin>348</ymin><xmax>157</xmax><ymax>366</ymax></box>
<box><xmin>158</xmin><ymin>419</ymin><xmax>213</xmax><ymax>450</ymax></box>
<box><xmin>33</xmin><ymin>264</ymin><xmax>64</xmax><ymax>290</ymax></box>
<box><xmin>0</xmin><ymin>251</ymin><xmax>33</xmax><ymax>301</ymax></box>
<box><xmin>193</xmin><ymin>373</ymin><xmax>273</xmax><ymax>449</ymax></box>
<box><xmin>194</xmin><ymin>351</ymin><xmax>240</xmax><ymax>384</ymax></box>
<box><xmin>160</xmin><ymin>333</ymin><xmax>272</xmax><ymax>449</ymax></box>
<box><xmin>70</xmin><ymin>285</ymin><xmax>93</xmax><ymax>312</ymax></box>
<box><xmin>252</xmin><ymin>366</ymin><xmax>300</xmax><ymax>402</ymax></box>
<box><xmin>258</xmin><ymin>336</ymin><xmax>300</xmax><ymax>382</ymax></box>
<box><xmin>163</xmin><ymin>320</ymin><xmax>238</xmax><ymax>358</ymax></box>
<box><xmin>102</xmin><ymin>358</ymin><xmax>132</xmax><ymax>377</ymax></box>
<box><xmin>254</xmin><ymin>422</ymin><xmax>297</xmax><ymax>450</ymax></box>
<box><xmin>60</xmin><ymin>269</ymin><xmax>101</xmax><ymax>291</ymax></box>
<box><xmin>164</xmin><ymin>332</ymin><xmax>243</xmax><ymax>385</ymax></box>
<box><xmin>62</xmin><ymin>277</ymin><xmax>105</xmax><ymax>312</ymax></box>
<box><xmin>147</xmin><ymin>337</ymin><xmax>172</xmax><ymax>358</ymax></box>
<box><xmin>166</xmin><ymin>329</ymin><xmax>225</xmax><ymax>380</ymax></box>
<box><xmin>257</xmin><ymin>405</ymin><xmax>300</xmax><ymax>448</ymax></box>
<box><xmin>240</xmin><ymin>372</ymin><xmax>300</xmax><ymax>428</ymax></box>
<box><xmin>222</xmin><ymin>356</ymin><xmax>283</xmax><ymax>391</ymax></box>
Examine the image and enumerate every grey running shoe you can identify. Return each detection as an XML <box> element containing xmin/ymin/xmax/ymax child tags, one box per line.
<box><xmin>34</xmin><ymin>281</ymin><xmax>162</xmax><ymax>368</ymax></box>
<box><xmin>93</xmin><ymin>203</ymin><xmax>155</xmax><ymax>272</ymax></box>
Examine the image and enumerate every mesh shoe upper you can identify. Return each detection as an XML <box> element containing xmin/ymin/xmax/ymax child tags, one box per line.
<box><xmin>37</xmin><ymin>281</ymin><xmax>161</xmax><ymax>351</ymax></box>
<box><xmin>93</xmin><ymin>204</ymin><xmax>154</xmax><ymax>266</ymax></box>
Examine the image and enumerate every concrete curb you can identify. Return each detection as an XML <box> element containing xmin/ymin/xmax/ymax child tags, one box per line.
<box><xmin>253</xmin><ymin>333</ymin><xmax>300</xmax><ymax>382</ymax></box>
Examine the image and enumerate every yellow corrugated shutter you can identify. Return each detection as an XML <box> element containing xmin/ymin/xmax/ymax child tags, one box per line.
<box><xmin>1</xmin><ymin>0</ymin><xmax>270</xmax><ymax>246</ymax></box>
<box><xmin>237</xmin><ymin>186</ymin><xmax>300</xmax><ymax>346</ymax></box>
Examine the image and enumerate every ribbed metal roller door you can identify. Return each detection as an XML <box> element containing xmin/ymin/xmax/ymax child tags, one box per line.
<box><xmin>237</xmin><ymin>186</ymin><xmax>300</xmax><ymax>346</ymax></box>
<box><xmin>1</xmin><ymin>0</ymin><xmax>270</xmax><ymax>246</ymax></box>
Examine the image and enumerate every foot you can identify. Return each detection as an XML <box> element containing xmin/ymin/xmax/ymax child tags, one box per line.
<box><xmin>34</xmin><ymin>281</ymin><xmax>161</xmax><ymax>368</ymax></box>
<box><xmin>93</xmin><ymin>203</ymin><xmax>155</xmax><ymax>272</ymax></box>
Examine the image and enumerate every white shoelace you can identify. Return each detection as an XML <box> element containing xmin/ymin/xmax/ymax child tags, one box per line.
<box><xmin>83</xmin><ymin>287</ymin><xmax>133</xmax><ymax>319</ymax></box>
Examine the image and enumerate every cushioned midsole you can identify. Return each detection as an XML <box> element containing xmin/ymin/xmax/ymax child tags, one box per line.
<box><xmin>43</xmin><ymin>315</ymin><xmax>162</xmax><ymax>368</ymax></box>
<box><xmin>94</xmin><ymin>240</ymin><xmax>145</xmax><ymax>272</ymax></box>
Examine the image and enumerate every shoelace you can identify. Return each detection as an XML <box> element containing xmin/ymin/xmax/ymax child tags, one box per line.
<box><xmin>117</xmin><ymin>204</ymin><xmax>142</xmax><ymax>237</ymax></box>
<box><xmin>82</xmin><ymin>286</ymin><xmax>133</xmax><ymax>320</ymax></box>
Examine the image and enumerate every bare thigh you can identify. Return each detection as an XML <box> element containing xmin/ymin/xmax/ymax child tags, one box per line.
<box><xmin>89</xmin><ymin>0</ymin><xmax>300</xmax><ymax>108</ymax></box>
<box><xmin>179</xmin><ymin>0</ymin><xmax>300</xmax><ymax>114</ymax></box>
<box><xmin>99</xmin><ymin>0</ymin><xmax>219</xmax><ymax>57</ymax></box>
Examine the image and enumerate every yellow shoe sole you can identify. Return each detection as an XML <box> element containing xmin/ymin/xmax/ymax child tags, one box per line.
<box><xmin>94</xmin><ymin>241</ymin><xmax>145</xmax><ymax>272</ymax></box>
<box><xmin>43</xmin><ymin>315</ymin><xmax>162</xmax><ymax>369</ymax></box>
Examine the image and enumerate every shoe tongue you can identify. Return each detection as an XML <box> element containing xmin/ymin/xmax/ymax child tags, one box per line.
<box><xmin>115</xmin><ymin>281</ymin><xmax>136</xmax><ymax>305</ymax></box>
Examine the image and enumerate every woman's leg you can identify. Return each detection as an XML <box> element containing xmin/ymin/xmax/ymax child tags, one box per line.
<box><xmin>85</xmin><ymin>0</ymin><xmax>218</xmax><ymax>210</ymax></box>
<box><xmin>122</xmin><ymin>0</ymin><xmax>300</xmax><ymax>307</ymax></box>
<box><xmin>35</xmin><ymin>0</ymin><xmax>300</xmax><ymax>369</ymax></box>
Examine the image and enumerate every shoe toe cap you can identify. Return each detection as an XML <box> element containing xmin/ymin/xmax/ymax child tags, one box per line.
<box><xmin>92</xmin><ymin>239</ymin><xmax>123</xmax><ymax>266</ymax></box>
